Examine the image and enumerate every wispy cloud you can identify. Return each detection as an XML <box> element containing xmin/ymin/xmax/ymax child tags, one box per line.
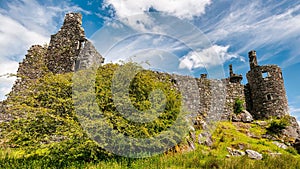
<box><xmin>201</xmin><ymin>1</ymin><xmax>300</xmax><ymax>66</ymax></box>
<box><xmin>290</xmin><ymin>104</ymin><xmax>300</xmax><ymax>124</ymax></box>
<box><xmin>95</xmin><ymin>0</ymin><xmax>244</xmax><ymax>79</ymax></box>
<box><xmin>103</xmin><ymin>0</ymin><xmax>212</xmax><ymax>20</ymax></box>
<box><xmin>179</xmin><ymin>45</ymin><xmax>243</xmax><ymax>70</ymax></box>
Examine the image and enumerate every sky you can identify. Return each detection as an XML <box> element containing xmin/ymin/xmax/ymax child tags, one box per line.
<box><xmin>0</xmin><ymin>0</ymin><xmax>300</xmax><ymax>120</ymax></box>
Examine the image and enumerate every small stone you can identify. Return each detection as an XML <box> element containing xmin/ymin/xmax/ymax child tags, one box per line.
<box><xmin>273</xmin><ymin>142</ymin><xmax>288</xmax><ymax>149</ymax></box>
<box><xmin>245</xmin><ymin>149</ymin><xmax>263</xmax><ymax>160</ymax></box>
<box><xmin>198</xmin><ymin>132</ymin><xmax>213</xmax><ymax>147</ymax></box>
<box><xmin>227</xmin><ymin>147</ymin><xmax>245</xmax><ymax>156</ymax></box>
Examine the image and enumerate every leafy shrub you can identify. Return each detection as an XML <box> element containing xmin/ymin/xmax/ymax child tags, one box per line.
<box><xmin>0</xmin><ymin>72</ymin><xmax>107</xmax><ymax>162</ymax></box>
<box><xmin>266</xmin><ymin>116</ymin><xmax>290</xmax><ymax>134</ymax></box>
<box><xmin>234</xmin><ymin>98</ymin><xmax>244</xmax><ymax>114</ymax></box>
<box><xmin>1</xmin><ymin>62</ymin><xmax>187</xmax><ymax>161</ymax></box>
<box><xmin>90</xmin><ymin>62</ymin><xmax>187</xmax><ymax>155</ymax></box>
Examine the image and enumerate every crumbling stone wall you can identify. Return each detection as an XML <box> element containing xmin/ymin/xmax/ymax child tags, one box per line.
<box><xmin>45</xmin><ymin>13</ymin><xmax>85</xmax><ymax>74</ymax></box>
<box><xmin>224</xmin><ymin>81</ymin><xmax>245</xmax><ymax>118</ymax></box>
<box><xmin>8</xmin><ymin>45</ymin><xmax>47</xmax><ymax>98</ymax></box>
<box><xmin>167</xmin><ymin>74</ymin><xmax>245</xmax><ymax>122</ymax></box>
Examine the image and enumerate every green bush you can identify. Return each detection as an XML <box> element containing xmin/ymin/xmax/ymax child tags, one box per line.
<box><xmin>90</xmin><ymin>63</ymin><xmax>187</xmax><ymax>155</ymax></box>
<box><xmin>266</xmin><ymin>116</ymin><xmax>290</xmax><ymax>134</ymax></box>
<box><xmin>1</xmin><ymin>62</ymin><xmax>187</xmax><ymax>161</ymax></box>
<box><xmin>234</xmin><ymin>98</ymin><xmax>244</xmax><ymax>114</ymax></box>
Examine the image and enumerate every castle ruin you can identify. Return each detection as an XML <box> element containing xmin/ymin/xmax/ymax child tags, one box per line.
<box><xmin>45</xmin><ymin>13</ymin><xmax>104</xmax><ymax>74</ymax></box>
<box><xmin>3</xmin><ymin>13</ymin><xmax>291</xmax><ymax>123</ymax></box>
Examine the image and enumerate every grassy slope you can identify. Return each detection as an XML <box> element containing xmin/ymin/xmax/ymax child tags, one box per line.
<box><xmin>1</xmin><ymin>121</ymin><xmax>300</xmax><ymax>169</ymax></box>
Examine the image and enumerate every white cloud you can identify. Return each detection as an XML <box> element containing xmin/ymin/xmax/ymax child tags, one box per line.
<box><xmin>0</xmin><ymin>60</ymin><xmax>18</xmax><ymax>100</ymax></box>
<box><xmin>0</xmin><ymin>13</ymin><xmax>49</xmax><ymax>59</ymax></box>
<box><xmin>290</xmin><ymin>105</ymin><xmax>300</xmax><ymax>125</ymax></box>
<box><xmin>290</xmin><ymin>106</ymin><xmax>300</xmax><ymax>114</ymax></box>
<box><xmin>179</xmin><ymin>45</ymin><xmax>242</xmax><ymax>70</ymax></box>
<box><xmin>103</xmin><ymin>0</ymin><xmax>212</xmax><ymax>20</ymax></box>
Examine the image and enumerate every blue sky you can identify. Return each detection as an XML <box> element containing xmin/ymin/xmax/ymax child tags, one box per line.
<box><xmin>0</xmin><ymin>0</ymin><xmax>300</xmax><ymax>120</ymax></box>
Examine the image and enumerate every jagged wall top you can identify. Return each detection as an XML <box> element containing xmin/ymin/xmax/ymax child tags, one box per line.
<box><xmin>45</xmin><ymin>13</ymin><xmax>86</xmax><ymax>74</ymax></box>
<box><xmin>63</xmin><ymin>13</ymin><xmax>83</xmax><ymax>27</ymax></box>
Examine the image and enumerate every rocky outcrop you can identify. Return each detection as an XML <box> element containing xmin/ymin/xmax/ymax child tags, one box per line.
<box><xmin>283</xmin><ymin>116</ymin><xmax>300</xmax><ymax>141</ymax></box>
<box><xmin>232</xmin><ymin>110</ymin><xmax>253</xmax><ymax>123</ymax></box>
<box><xmin>198</xmin><ymin>132</ymin><xmax>213</xmax><ymax>147</ymax></box>
<box><xmin>227</xmin><ymin>147</ymin><xmax>245</xmax><ymax>157</ymax></box>
<box><xmin>273</xmin><ymin>142</ymin><xmax>288</xmax><ymax>149</ymax></box>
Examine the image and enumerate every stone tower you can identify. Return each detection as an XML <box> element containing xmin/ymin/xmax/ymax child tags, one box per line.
<box><xmin>246</xmin><ymin>50</ymin><xmax>289</xmax><ymax>119</ymax></box>
<box><xmin>45</xmin><ymin>13</ymin><xmax>86</xmax><ymax>74</ymax></box>
<box><xmin>45</xmin><ymin>13</ymin><xmax>104</xmax><ymax>73</ymax></box>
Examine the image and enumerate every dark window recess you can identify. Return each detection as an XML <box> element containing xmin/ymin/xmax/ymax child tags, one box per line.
<box><xmin>266</xmin><ymin>94</ymin><xmax>272</xmax><ymax>101</ymax></box>
<box><xmin>81</xmin><ymin>40</ymin><xmax>85</xmax><ymax>48</ymax></box>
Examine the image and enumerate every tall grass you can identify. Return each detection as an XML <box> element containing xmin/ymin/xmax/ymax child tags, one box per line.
<box><xmin>1</xmin><ymin>149</ymin><xmax>300</xmax><ymax>169</ymax></box>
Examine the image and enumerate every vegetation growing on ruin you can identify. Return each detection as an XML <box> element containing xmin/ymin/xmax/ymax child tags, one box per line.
<box><xmin>0</xmin><ymin>62</ymin><xmax>299</xmax><ymax>168</ymax></box>
<box><xmin>234</xmin><ymin>98</ymin><xmax>244</xmax><ymax>114</ymax></box>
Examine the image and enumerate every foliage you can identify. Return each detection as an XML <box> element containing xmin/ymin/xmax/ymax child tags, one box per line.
<box><xmin>0</xmin><ymin>72</ymin><xmax>106</xmax><ymax>162</ymax></box>
<box><xmin>89</xmin><ymin>62</ymin><xmax>186</xmax><ymax>156</ymax></box>
<box><xmin>94</xmin><ymin>63</ymin><xmax>182</xmax><ymax>137</ymax></box>
<box><xmin>1</xmin><ymin>62</ymin><xmax>186</xmax><ymax>160</ymax></box>
<box><xmin>234</xmin><ymin>98</ymin><xmax>244</xmax><ymax>114</ymax></box>
<box><xmin>266</xmin><ymin>116</ymin><xmax>290</xmax><ymax>134</ymax></box>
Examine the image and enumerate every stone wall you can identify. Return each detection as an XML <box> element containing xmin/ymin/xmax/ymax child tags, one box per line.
<box><xmin>224</xmin><ymin>80</ymin><xmax>246</xmax><ymax>118</ymax></box>
<box><xmin>8</xmin><ymin>45</ymin><xmax>47</xmax><ymax>98</ymax></box>
<box><xmin>246</xmin><ymin>65</ymin><xmax>289</xmax><ymax>119</ymax></box>
<box><xmin>75</xmin><ymin>40</ymin><xmax>105</xmax><ymax>71</ymax></box>
<box><xmin>165</xmin><ymin>74</ymin><xmax>245</xmax><ymax>122</ymax></box>
<box><xmin>45</xmin><ymin>13</ymin><xmax>85</xmax><ymax>74</ymax></box>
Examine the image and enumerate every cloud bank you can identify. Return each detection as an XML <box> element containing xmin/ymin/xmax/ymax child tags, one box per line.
<box><xmin>103</xmin><ymin>0</ymin><xmax>212</xmax><ymax>19</ymax></box>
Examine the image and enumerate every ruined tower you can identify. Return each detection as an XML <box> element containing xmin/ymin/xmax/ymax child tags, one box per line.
<box><xmin>45</xmin><ymin>13</ymin><xmax>104</xmax><ymax>74</ymax></box>
<box><xmin>246</xmin><ymin>50</ymin><xmax>289</xmax><ymax>119</ymax></box>
<box><xmin>45</xmin><ymin>13</ymin><xmax>85</xmax><ymax>74</ymax></box>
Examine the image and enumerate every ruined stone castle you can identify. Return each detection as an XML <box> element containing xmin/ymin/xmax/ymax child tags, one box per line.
<box><xmin>4</xmin><ymin>13</ymin><xmax>290</xmax><ymax>122</ymax></box>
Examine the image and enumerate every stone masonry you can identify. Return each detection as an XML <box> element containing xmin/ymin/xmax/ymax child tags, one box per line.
<box><xmin>45</xmin><ymin>13</ymin><xmax>86</xmax><ymax>74</ymax></box>
<box><xmin>8</xmin><ymin>45</ymin><xmax>47</xmax><ymax>98</ymax></box>
<box><xmin>246</xmin><ymin>50</ymin><xmax>289</xmax><ymax>119</ymax></box>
